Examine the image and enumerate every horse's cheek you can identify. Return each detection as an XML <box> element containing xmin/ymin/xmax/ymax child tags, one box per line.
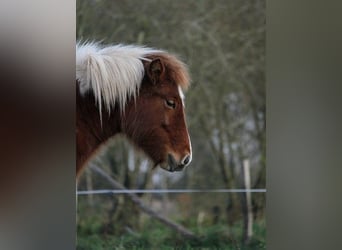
<box><xmin>163</xmin><ymin>113</ymin><xmax>170</xmax><ymax>126</ymax></box>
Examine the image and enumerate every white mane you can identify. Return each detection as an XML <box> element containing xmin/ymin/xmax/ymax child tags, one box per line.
<box><xmin>76</xmin><ymin>42</ymin><xmax>162</xmax><ymax>120</ymax></box>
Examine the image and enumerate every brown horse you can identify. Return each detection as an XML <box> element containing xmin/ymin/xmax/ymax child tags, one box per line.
<box><xmin>76</xmin><ymin>43</ymin><xmax>192</xmax><ymax>178</ymax></box>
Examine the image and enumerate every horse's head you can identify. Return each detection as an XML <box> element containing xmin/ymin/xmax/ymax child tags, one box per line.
<box><xmin>122</xmin><ymin>54</ymin><xmax>192</xmax><ymax>172</ymax></box>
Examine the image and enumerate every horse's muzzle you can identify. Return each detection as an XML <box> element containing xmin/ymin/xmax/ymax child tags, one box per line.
<box><xmin>167</xmin><ymin>154</ymin><xmax>186</xmax><ymax>172</ymax></box>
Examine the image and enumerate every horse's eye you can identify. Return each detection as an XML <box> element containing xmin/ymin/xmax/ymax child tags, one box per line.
<box><xmin>165</xmin><ymin>99</ymin><xmax>176</xmax><ymax>109</ymax></box>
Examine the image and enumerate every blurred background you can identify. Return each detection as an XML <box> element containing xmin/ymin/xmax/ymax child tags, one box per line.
<box><xmin>77</xmin><ymin>0</ymin><xmax>265</xmax><ymax>249</ymax></box>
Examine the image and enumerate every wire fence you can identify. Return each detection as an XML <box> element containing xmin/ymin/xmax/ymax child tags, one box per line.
<box><xmin>77</xmin><ymin>189</ymin><xmax>267</xmax><ymax>195</ymax></box>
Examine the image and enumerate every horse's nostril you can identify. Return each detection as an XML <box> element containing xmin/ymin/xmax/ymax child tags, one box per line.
<box><xmin>182</xmin><ymin>155</ymin><xmax>191</xmax><ymax>166</ymax></box>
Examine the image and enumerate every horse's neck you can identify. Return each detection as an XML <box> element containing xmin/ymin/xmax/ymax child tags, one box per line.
<box><xmin>76</xmin><ymin>84</ymin><xmax>121</xmax><ymax>175</ymax></box>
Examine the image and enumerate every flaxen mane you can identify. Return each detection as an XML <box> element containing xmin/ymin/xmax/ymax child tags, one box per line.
<box><xmin>76</xmin><ymin>42</ymin><xmax>190</xmax><ymax>122</ymax></box>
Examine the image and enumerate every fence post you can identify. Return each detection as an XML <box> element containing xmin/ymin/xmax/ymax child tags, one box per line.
<box><xmin>242</xmin><ymin>159</ymin><xmax>253</xmax><ymax>244</ymax></box>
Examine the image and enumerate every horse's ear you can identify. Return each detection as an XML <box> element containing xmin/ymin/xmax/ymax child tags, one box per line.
<box><xmin>149</xmin><ymin>58</ymin><xmax>164</xmax><ymax>84</ymax></box>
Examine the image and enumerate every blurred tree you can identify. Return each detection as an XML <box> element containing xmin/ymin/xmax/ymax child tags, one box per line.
<box><xmin>77</xmin><ymin>0</ymin><xmax>265</xmax><ymax>231</ymax></box>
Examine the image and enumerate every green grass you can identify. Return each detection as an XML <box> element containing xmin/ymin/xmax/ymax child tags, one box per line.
<box><xmin>77</xmin><ymin>219</ymin><xmax>265</xmax><ymax>250</ymax></box>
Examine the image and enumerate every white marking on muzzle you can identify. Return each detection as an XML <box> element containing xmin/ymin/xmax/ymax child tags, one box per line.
<box><xmin>178</xmin><ymin>86</ymin><xmax>185</xmax><ymax>107</ymax></box>
<box><xmin>178</xmin><ymin>86</ymin><xmax>192</xmax><ymax>162</ymax></box>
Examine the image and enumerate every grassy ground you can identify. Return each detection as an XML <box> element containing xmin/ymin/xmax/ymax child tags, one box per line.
<box><xmin>77</xmin><ymin>218</ymin><xmax>265</xmax><ymax>250</ymax></box>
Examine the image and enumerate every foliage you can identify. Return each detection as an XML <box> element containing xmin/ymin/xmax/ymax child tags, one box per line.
<box><xmin>77</xmin><ymin>217</ymin><xmax>265</xmax><ymax>250</ymax></box>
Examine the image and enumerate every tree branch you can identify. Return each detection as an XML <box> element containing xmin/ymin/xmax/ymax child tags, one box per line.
<box><xmin>90</xmin><ymin>164</ymin><xmax>198</xmax><ymax>239</ymax></box>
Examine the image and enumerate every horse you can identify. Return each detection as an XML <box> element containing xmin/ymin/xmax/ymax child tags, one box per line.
<box><xmin>76</xmin><ymin>42</ymin><xmax>192</xmax><ymax>178</ymax></box>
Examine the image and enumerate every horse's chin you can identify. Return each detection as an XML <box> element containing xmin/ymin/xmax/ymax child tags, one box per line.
<box><xmin>159</xmin><ymin>161</ymin><xmax>171</xmax><ymax>171</ymax></box>
<box><xmin>158</xmin><ymin>154</ymin><xmax>185</xmax><ymax>172</ymax></box>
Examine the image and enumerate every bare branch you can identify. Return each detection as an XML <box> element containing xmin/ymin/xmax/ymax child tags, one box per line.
<box><xmin>90</xmin><ymin>164</ymin><xmax>198</xmax><ymax>240</ymax></box>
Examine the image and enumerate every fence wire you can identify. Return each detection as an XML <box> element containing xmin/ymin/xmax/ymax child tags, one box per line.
<box><xmin>77</xmin><ymin>189</ymin><xmax>266</xmax><ymax>195</ymax></box>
